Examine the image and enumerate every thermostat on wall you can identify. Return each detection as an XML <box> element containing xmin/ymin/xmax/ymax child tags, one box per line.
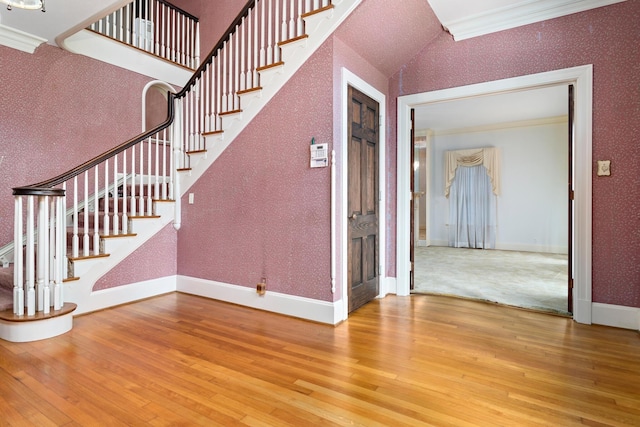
<box><xmin>310</xmin><ymin>143</ymin><xmax>328</xmax><ymax>168</ymax></box>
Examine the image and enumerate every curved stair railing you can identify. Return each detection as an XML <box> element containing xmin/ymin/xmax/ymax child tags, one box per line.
<box><xmin>9</xmin><ymin>0</ymin><xmax>334</xmax><ymax>319</ymax></box>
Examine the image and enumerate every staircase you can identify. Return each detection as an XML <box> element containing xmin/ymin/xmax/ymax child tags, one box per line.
<box><xmin>0</xmin><ymin>0</ymin><xmax>362</xmax><ymax>342</ymax></box>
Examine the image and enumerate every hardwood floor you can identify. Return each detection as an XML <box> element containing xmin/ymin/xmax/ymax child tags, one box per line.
<box><xmin>1</xmin><ymin>293</ymin><xmax>639</xmax><ymax>426</ymax></box>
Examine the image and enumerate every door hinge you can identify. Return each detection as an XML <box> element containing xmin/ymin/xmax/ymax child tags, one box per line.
<box><xmin>569</xmin><ymin>190</ymin><xmax>575</xmax><ymax>201</ymax></box>
<box><xmin>410</xmin><ymin>261</ymin><xmax>413</xmax><ymax>272</ymax></box>
<box><xmin>569</xmin><ymin>278</ymin><xmax>574</xmax><ymax>289</ymax></box>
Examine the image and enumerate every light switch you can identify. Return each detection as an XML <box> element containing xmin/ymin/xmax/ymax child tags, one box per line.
<box><xmin>188</xmin><ymin>193</ymin><xmax>194</xmax><ymax>204</ymax></box>
<box><xmin>597</xmin><ymin>160</ymin><xmax>611</xmax><ymax>176</ymax></box>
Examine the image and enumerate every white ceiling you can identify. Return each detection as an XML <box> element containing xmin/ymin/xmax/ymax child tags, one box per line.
<box><xmin>0</xmin><ymin>0</ymin><xmax>619</xmax><ymax>131</ymax></box>
<box><xmin>414</xmin><ymin>85</ymin><xmax>569</xmax><ymax>132</ymax></box>
<box><xmin>0</xmin><ymin>0</ymin><xmax>126</xmax><ymax>47</ymax></box>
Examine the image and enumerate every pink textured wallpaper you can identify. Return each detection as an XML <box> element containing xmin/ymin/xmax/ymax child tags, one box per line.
<box><xmin>0</xmin><ymin>44</ymin><xmax>151</xmax><ymax>247</ymax></box>
<box><xmin>177</xmin><ymin>40</ymin><xmax>335</xmax><ymax>301</ymax></box>
<box><xmin>93</xmin><ymin>224</ymin><xmax>177</xmax><ymax>291</ymax></box>
<box><xmin>388</xmin><ymin>1</ymin><xmax>640</xmax><ymax>307</ymax></box>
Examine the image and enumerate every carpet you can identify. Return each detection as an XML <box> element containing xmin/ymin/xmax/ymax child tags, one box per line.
<box><xmin>412</xmin><ymin>246</ymin><xmax>570</xmax><ymax>315</ymax></box>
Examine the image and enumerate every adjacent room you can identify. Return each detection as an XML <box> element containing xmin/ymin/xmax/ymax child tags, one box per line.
<box><xmin>411</xmin><ymin>85</ymin><xmax>571</xmax><ymax>315</ymax></box>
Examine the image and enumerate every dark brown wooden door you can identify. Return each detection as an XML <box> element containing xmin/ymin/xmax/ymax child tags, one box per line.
<box><xmin>348</xmin><ymin>86</ymin><xmax>379</xmax><ymax>313</ymax></box>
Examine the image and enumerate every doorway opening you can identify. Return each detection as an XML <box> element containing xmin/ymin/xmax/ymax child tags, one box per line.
<box><xmin>410</xmin><ymin>85</ymin><xmax>570</xmax><ymax>315</ymax></box>
<box><xmin>396</xmin><ymin>65</ymin><xmax>593</xmax><ymax>324</ymax></box>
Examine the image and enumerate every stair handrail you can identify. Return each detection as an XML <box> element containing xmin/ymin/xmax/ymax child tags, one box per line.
<box><xmin>12</xmin><ymin>0</ymin><xmax>255</xmax><ymax>195</ymax></box>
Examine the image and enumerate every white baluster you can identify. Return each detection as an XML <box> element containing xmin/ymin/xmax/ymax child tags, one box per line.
<box><xmin>125</xmin><ymin>3</ymin><xmax>131</xmax><ymax>45</ymax></box>
<box><xmin>93</xmin><ymin>167</ymin><xmax>100</xmax><ymax>255</ymax></box>
<box><xmin>26</xmin><ymin>196</ymin><xmax>35</xmax><ymax>316</ymax></box>
<box><xmin>162</xmin><ymin>128</ymin><xmax>168</xmax><ymax>200</ymax></box>
<box><xmin>233</xmin><ymin>30</ymin><xmax>240</xmax><ymax>110</ymax></box>
<box><xmin>72</xmin><ymin>176</ymin><xmax>79</xmax><ymax>258</ymax></box>
<box><xmin>240</xmin><ymin>19</ymin><xmax>246</xmax><ymax>92</ymax></box>
<box><xmin>62</xmin><ymin>182</ymin><xmax>68</xmax><ymax>278</ymax></box>
<box><xmin>297</xmin><ymin>0</ymin><xmax>304</xmax><ymax>36</ymax></box>
<box><xmin>13</xmin><ymin>196</ymin><xmax>23</xmax><ymax>315</ymax></box>
<box><xmin>160</xmin><ymin>4</ymin><xmax>166</xmax><ymax>59</ymax></box>
<box><xmin>113</xmin><ymin>153</ymin><xmax>119</xmax><ymax>235</ymax></box>
<box><xmin>104</xmin><ymin>159</ymin><xmax>110</xmax><ymax>235</ymax></box>
<box><xmin>147</xmin><ymin>137</ymin><xmax>153</xmax><ymax>215</ymax></box>
<box><xmin>131</xmin><ymin>142</ymin><xmax>137</xmax><ymax>217</ymax></box>
<box><xmin>253</xmin><ymin>6</ymin><xmax>259</xmax><ymax>86</ymax></box>
<box><xmin>282</xmin><ymin>0</ymin><xmax>288</xmax><ymax>42</ymax></box>
<box><xmin>139</xmin><ymin>139</ymin><xmax>145</xmax><ymax>215</ymax></box>
<box><xmin>154</xmin><ymin>134</ymin><xmax>160</xmax><ymax>200</ymax></box>
<box><xmin>83</xmin><ymin>171</ymin><xmax>90</xmax><ymax>256</ymax></box>
<box><xmin>122</xmin><ymin>150</ymin><xmax>129</xmax><ymax>234</ymax></box>
<box><xmin>260</xmin><ymin>0</ymin><xmax>266</xmax><ymax>67</ymax></box>
<box><xmin>268</xmin><ymin>0</ymin><xmax>274</xmax><ymax>64</ymax></box>
<box><xmin>194</xmin><ymin>21</ymin><xmax>201</xmax><ymax>68</ymax></box>
<box><xmin>38</xmin><ymin>195</ymin><xmax>50</xmax><ymax>314</ymax></box>
<box><xmin>54</xmin><ymin>195</ymin><xmax>63</xmax><ymax>310</ymax></box>
<box><xmin>222</xmin><ymin>41</ymin><xmax>228</xmax><ymax>112</ymax></box>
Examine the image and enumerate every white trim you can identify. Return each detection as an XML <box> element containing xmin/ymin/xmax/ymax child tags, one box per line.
<box><xmin>62</xmin><ymin>29</ymin><xmax>192</xmax><ymax>87</ymax></box>
<box><xmin>141</xmin><ymin>80</ymin><xmax>177</xmax><ymax>132</ymax></box>
<box><xmin>441</xmin><ymin>0</ymin><xmax>628</xmax><ymax>41</ymax></box>
<box><xmin>73</xmin><ymin>275</ymin><xmax>177</xmax><ymax>316</ymax></box>
<box><xmin>592</xmin><ymin>303</ymin><xmax>640</xmax><ymax>330</ymax></box>
<box><xmin>177</xmin><ymin>276</ymin><xmax>339</xmax><ymax>325</ymax></box>
<box><xmin>0</xmin><ymin>312</ymin><xmax>73</xmax><ymax>342</ymax></box>
<box><xmin>340</xmin><ymin>68</ymin><xmax>387</xmax><ymax>322</ymax></box>
<box><xmin>0</xmin><ymin>23</ymin><xmax>46</xmax><ymax>53</ymax></box>
<box><xmin>397</xmin><ymin>65</ymin><xmax>593</xmax><ymax>323</ymax></box>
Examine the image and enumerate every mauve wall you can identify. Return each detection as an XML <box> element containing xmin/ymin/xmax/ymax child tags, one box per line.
<box><xmin>93</xmin><ymin>224</ymin><xmax>177</xmax><ymax>291</ymax></box>
<box><xmin>0</xmin><ymin>44</ymin><xmax>151</xmax><ymax>247</ymax></box>
<box><xmin>177</xmin><ymin>40</ymin><xmax>335</xmax><ymax>301</ymax></box>
<box><xmin>388</xmin><ymin>1</ymin><xmax>640</xmax><ymax>307</ymax></box>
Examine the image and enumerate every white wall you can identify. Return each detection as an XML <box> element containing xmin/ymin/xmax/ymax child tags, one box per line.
<box><xmin>426</xmin><ymin>119</ymin><xmax>568</xmax><ymax>254</ymax></box>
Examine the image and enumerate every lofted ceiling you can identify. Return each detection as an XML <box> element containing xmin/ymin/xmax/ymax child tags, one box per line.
<box><xmin>0</xmin><ymin>0</ymin><xmax>625</xmax><ymax>130</ymax></box>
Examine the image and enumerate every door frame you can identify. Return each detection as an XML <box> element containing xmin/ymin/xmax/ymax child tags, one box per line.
<box><xmin>339</xmin><ymin>68</ymin><xmax>387</xmax><ymax>321</ymax></box>
<box><xmin>396</xmin><ymin>65</ymin><xmax>593</xmax><ymax>324</ymax></box>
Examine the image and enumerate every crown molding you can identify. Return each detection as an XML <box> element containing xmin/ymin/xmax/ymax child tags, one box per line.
<box><xmin>441</xmin><ymin>0</ymin><xmax>627</xmax><ymax>41</ymax></box>
<box><xmin>0</xmin><ymin>23</ymin><xmax>46</xmax><ymax>53</ymax></box>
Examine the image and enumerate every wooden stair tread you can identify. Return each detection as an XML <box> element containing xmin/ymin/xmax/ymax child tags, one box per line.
<box><xmin>68</xmin><ymin>253</ymin><xmax>110</xmax><ymax>262</ymax></box>
<box><xmin>257</xmin><ymin>61</ymin><xmax>284</xmax><ymax>72</ymax></box>
<box><xmin>202</xmin><ymin>130</ymin><xmax>223</xmax><ymax>137</ymax></box>
<box><xmin>186</xmin><ymin>149</ymin><xmax>207</xmax><ymax>155</ymax></box>
<box><xmin>0</xmin><ymin>302</ymin><xmax>77</xmax><ymax>322</ymax></box>
<box><xmin>237</xmin><ymin>87</ymin><xmax>262</xmax><ymax>95</ymax></box>
<box><xmin>219</xmin><ymin>109</ymin><xmax>242</xmax><ymax>116</ymax></box>
<box><xmin>278</xmin><ymin>34</ymin><xmax>308</xmax><ymax>46</ymax></box>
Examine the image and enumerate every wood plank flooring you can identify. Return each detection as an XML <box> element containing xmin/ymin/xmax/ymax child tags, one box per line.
<box><xmin>1</xmin><ymin>293</ymin><xmax>639</xmax><ymax>426</ymax></box>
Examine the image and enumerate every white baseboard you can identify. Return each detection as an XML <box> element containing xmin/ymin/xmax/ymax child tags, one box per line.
<box><xmin>592</xmin><ymin>302</ymin><xmax>640</xmax><ymax>330</ymax></box>
<box><xmin>73</xmin><ymin>275</ymin><xmax>177</xmax><ymax>316</ymax></box>
<box><xmin>0</xmin><ymin>312</ymin><xmax>73</xmax><ymax>343</ymax></box>
<box><xmin>177</xmin><ymin>276</ymin><xmax>339</xmax><ymax>325</ymax></box>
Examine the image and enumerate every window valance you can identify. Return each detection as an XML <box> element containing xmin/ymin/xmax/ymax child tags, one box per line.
<box><xmin>444</xmin><ymin>147</ymin><xmax>501</xmax><ymax>198</ymax></box>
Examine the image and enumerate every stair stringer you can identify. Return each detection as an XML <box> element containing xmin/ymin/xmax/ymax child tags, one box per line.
<box><xmin>64</xmin><ymin>201</ymin><xmax>176</xmax><ymax>316</ymax></box>
<box><xmin>180</xmin><ymin>0</ymin><xmax>362</xmax><ymax>194</ymax></box>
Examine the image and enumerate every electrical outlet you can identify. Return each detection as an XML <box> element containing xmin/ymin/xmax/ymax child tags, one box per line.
<box><xmin>597</xmin><ymin>160</ymin><xmax>611</xmax><ymax>176</ymax></box>
<box><xmin>188</xmin><ymin>193</ymin><xmax>194</xmax><ymax>204</ymax></box>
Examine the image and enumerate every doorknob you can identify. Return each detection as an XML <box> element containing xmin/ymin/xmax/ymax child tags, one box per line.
<box><xmin>350</xmin><ymin>213</ymin><xmax>357</xmax><ymax>220</ymax></box>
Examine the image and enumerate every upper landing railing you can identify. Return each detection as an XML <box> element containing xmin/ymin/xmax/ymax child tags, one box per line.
<box><xmin>88</xmin><ymin>0</ymin><xmax>200</xmax><ymax>70</ymax></box>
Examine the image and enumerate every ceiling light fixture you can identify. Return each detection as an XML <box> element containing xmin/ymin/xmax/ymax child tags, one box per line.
<box><xmin>1</xmin><ymin>0</ymin><xmax>45</xmax><ymax>12</ymax></box>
